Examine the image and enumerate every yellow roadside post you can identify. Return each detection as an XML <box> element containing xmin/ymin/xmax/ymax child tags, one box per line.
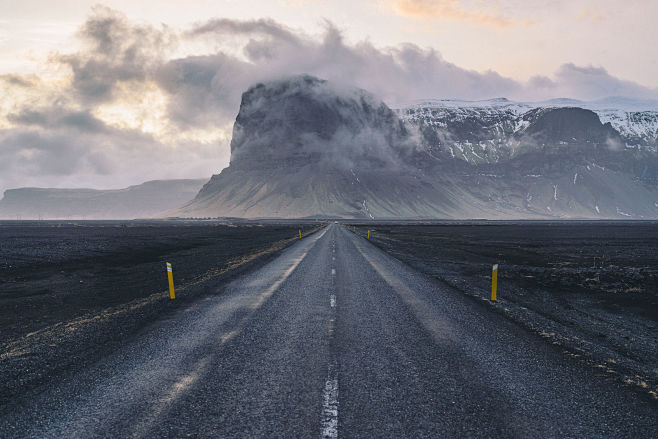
<box><xmin>166</xmin><ymin>262</ymin><xmax>175</xmax><ymax>299</ymax></box>
<box><xmin>491</xmin><ymin>264</ymin><xmax>498</xmax><ymax>301</ymax></box>
<box><xmin>299</xmin><ymin>229</ymin><xmax>302</xmax><ymax>238</ymax></box>
<box><xmin>367</xmin><ymin>230</ymin><xmax>370</xmax><ymax>239</ymax></box>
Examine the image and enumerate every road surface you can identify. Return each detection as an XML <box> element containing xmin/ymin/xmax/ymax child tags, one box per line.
<box><xmin>1</xmin><ymin>223</ymin><xmax>656</xmax><ymax>437</ymax></box>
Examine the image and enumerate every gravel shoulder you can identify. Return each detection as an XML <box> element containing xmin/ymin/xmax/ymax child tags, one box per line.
<box><xmin>0</xmin><ymin>220</ymin><xmax>322</xmax><ymax>407</ymax></box>
<box><xmin>352</xmin><ymin>221</ymin><xmax>658</xmax><ymax>401</ymax></box>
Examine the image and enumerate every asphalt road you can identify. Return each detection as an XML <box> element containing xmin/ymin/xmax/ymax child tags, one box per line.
<box><xmin>1</xmin><ymin>223</ymin><xmax>656</xmax><ymax>438</ymax></box>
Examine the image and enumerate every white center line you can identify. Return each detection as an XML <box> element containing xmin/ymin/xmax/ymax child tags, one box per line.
<box><xmin>321</xmin><ymin>230</ymin><xmax>338</xmax><ymax>438</ymax></box>
<box><xmin>321</xmin><ymin>361</ymin><xmax>339</xmax><ymax>439</ymax></box>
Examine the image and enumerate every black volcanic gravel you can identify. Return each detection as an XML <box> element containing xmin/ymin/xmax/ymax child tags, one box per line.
<box><xmin>0</xmin><ymin>220</ymin><xmax>321</xmax><ymax>406</ymax></box>
<box><xmin>0</xmin><ymin>221</ymin><xmax>316</xmax><ymax>343</ymax></box>
<box><xmin>354</xmin><ymin>221</ymin><xmax>658</xmax><ymax>400</ymax></box>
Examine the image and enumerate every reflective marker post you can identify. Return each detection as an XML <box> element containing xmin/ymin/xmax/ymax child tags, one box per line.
<box><xmin>491</xmin><ymin>264</ymin><xmax>498</xmax><ymax>301</ymax></box>
<box><xmin>299</xmin><ymin>229</ymin><xmax>302</xmax><ymax>238</ymax></box>
<box><xmin>367</xmin><ymin>230</ymin><xmax>370</xmax><ymax>239</ymax></box>
<box><xmin>166</xmin><ymin>262</ymin><xmax>175</xmax><ymax>299</ymax></box>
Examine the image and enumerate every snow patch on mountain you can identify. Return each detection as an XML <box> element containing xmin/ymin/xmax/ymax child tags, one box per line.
<box><xmin>397</xmin><ymin>97</ymin><xmax>658</xmax><ymax>153</ymax></box>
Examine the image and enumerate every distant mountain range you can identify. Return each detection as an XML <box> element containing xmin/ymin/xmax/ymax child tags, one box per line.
<box><xmin>4</xmin><ymin>77</ymin><xmax>658</xmax><ymax>220</ymax></box>
<box><xmin>172</xmin><ymin>75</ymin><xmax>658</xmax><ymax>219</ymax></box>
<box><xmin>0</xmin><ymin>179</ymin><xmax>207</xmax><ymax>220</ymax></box>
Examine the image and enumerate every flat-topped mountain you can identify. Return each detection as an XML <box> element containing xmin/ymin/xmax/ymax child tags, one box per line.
<box><xmin>173</xmin><ymin>76</ymin><xmax>658</xmax><ymax>219</ymax></box>
<box><xmin>176</xmin><ymin>76</ymin><xmax>443</xmax><ymax>219</ymax></box>
<box><xmin>228</xmin><ymin>75</ymin><xmax>411</xmax><ymax>169</ymax></box>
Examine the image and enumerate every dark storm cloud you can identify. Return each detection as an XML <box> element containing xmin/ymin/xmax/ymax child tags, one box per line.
<box><xmin>0</xmin><ymin>111</ymin><xmax>160</xmax><ymax>176</ymax></box>
<box><xmin>179</xmin><ymin>18</ymin><xmax>522</xmax><ymax>124</ymax></box>
<box><xmin>56</xmin><ymin>5</ymin><xmax>176</xmax><ymax>104</ymax></box>
<box><xmin>8</xmin><ymin>108</ymin><xmax>110</xmax><ymax>133</ymax></box>
<box><xmin>0</xmin><ymin>129</ymin><xmax>109</xmax><ymax>177</ymax></box>
<box><xmin>43</xmin><ymin>8</ymin><xmax>658</xmax><ymax>131</ymax></box>
<box><xmin>173</xmin><ymin>17</ymin><xmax>658</xmax><ymax>128</ymax></box>
<box><xmin>187</xmin><ymin>17</ymin><xmax>301</xmax><ymax>45</ymax></box>
<box><xmin>0</xmin><ymin>119</ymin><xmax>209</xmax><ymax>194</ymax></box>
<box><xmin>155</xmin><ymin>53</ymin><xmax>252</xmax><ymax>128</ymax></box>
<box><xmin>0</xmin><ymin>74</ymin><xmax>37</xmax><ymax>88</ymax></box>
<box><xmin>0</xmin><ymin>7</ymin><xmax>190</xmax><ymax>193</ymax></box>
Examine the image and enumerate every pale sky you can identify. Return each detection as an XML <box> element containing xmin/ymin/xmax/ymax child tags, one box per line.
<box><xmin>0</xmin><ymin>0</ymin><xmax>657</xmax><ymax>193</ymax></box>
<box><xmin>2</xmin><ymin>0</ymin><xmax>657</xmax><ymax>86</ymax></box>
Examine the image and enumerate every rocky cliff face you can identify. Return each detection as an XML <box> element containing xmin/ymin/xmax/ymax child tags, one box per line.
<box><xmin>183</xmin><ymin>76</ymin><xmax>443</xmax><ymax>219</ymax></box>
<box><xmin>516</xmin><ymin>107</ymin><xmax>622</xmax><ymax>145</ymax></box>
<box><xmin>400</xmin><ymin>98</ymin><xmax>658</xmax><ymax>165</ymax></box>
<box><xmin>228</xmin><ymin>75</ymin><xmax>411</xmax><ymax>169</ymax></box>
<box><xmin>175</xmin><ymin>77</ymin><xmax>658</xmax><ymax>219</ymax></box>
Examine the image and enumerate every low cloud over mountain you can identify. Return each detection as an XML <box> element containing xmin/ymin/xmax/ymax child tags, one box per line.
<box><xmin>174</xmin><ymin>76</ymin><xmax>658</xmax><ymax>219</ymax></box>
<box><xmin>2</xmin><ymin>6</ymin><xmax>657</xmax><ymax>196</ymax></box>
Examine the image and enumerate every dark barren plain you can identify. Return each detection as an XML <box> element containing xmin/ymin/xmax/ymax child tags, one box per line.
<box><xmin>0</xmin><ymin>219</ymin><xmax>657</xmax><ymax>436</ymax></box>
<box><xmin>355</xmin><ymin>221</ymin><xmax>658</xmax><ymax>400</ymax></box>
<box><xmin>1</xmin><ymin>220</ymin><xmax>657</xmax><ymax>418</ymax></box>
<box><xmin>0</xmin><ymin>220</ymin><xmax>320</xmax><ymax>406</ymax></box>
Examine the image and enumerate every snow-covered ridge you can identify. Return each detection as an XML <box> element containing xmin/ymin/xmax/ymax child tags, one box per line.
<box><xmin>400</xmin><ymin>96</ymin><xmax>658</xmax><ymax>112</ymax></box>
<box><xmin>396</xmin><ymin>97</ymin><xmax>658</xmax><ymax>160</ymax></box>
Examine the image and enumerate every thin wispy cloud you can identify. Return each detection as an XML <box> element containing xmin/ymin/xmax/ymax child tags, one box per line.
<box><xmin>392</xmin><ymin>0</ymin><xmax>530</xmax><ymax>28</ymax></box>
<box><xmin>578</xmin><ymin>7</ymin><xmax>604</xmax><ymax>23</ymax></box>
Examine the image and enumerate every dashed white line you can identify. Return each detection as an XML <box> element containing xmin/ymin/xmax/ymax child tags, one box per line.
<box><xmin>321</xmin><ymin>361</ymin><xmax>339</xmax><ymax>439</ymax></box>
<box><xmin>322</xmin><ymin>232</ymin><xmax>339</xmax><ymax>438</ymax></box>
